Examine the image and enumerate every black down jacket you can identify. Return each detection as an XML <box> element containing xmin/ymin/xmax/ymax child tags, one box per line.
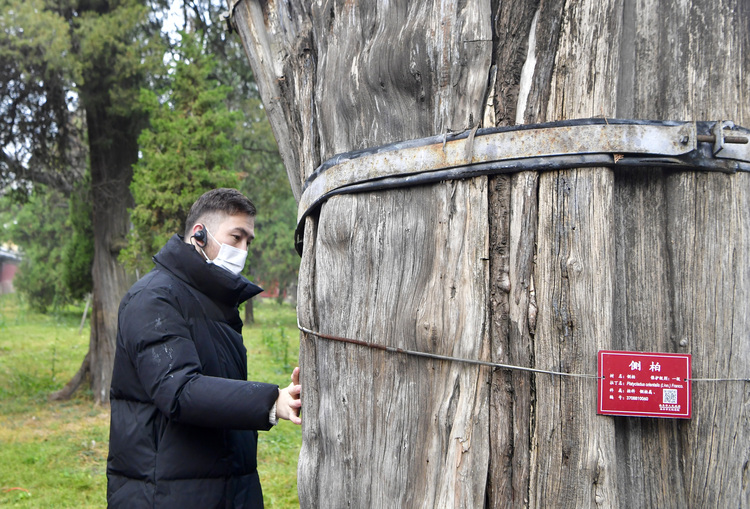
<box><xmin>107</xmin><ymin>235</ymin><xmax>279</xmax><ymax>509</ymax></box>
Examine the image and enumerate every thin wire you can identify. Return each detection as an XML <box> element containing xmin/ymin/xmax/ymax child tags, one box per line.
<box><xmin>298</xmin><ymin>320</ymin><xmax>750</xmax><ymax>383</ymax></box>
<box><xmin>297</xmin><ymin>320</ymin><xmax>602</xmax><ymax>380</ymax></box>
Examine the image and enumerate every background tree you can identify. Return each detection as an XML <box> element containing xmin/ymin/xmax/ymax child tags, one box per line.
<box><xmin>124</xmin><ymin>30</ymin><xmax>298</xmax><ymax>311</ymax></box>
<box><xmin>0</xmin><ymin>0</ymin><xmax>84</xmax><ymax>192</ymax></box>
<box><xmin>232</xmin><ymin>1</ymin><xmax>749</xmax><ymax>507</ymax></box>
<box><xmin>126</xmin><ymin>4</ymin><xmax>299</xmax><ymax>317</ymax></box>
<box><xmin>50</xmin><ymin>0</ymin><xmax>165</xmax><ymax>404</ymax></box>
<box><xmin>1</xmin><ymin>0</ymin><xmax>164</xmax><ymax>404</ymax></box>
<box><xmin>241</xmin><ymin>99</ymin><xmax>299</xmax><ymax>306</ymax></box>
<box><xmin>123</xmin><ymin>30</ymin><xmax>241</xmax><ymax>274</ymax></box>
<box><xmin>185</xmin><ymin>0</ymin><xmax>300</xmax><ymax>306</ymax></box>
<box><xmin>61</xmin><ymin>181</ymin><xmax>94</xmax><ymax>301</ymax></box>
<box><xmin>0</xmin><ymin>0</ymin><xmax>92</xmax><ymax>311</ymax></box>
<box><xmin>0</xmin><ymin>188</ymin><xmax>72</xmax><ymax>312</ymax></box>
<box><xmin>189</xmin><ymin>0</ymin><xmax>300</xmax><ymax>300</ymax></box>
<box><xmin>1</xmin><ymin>0</ymin><xmax>297</xmax><ymax>404</ymax></box>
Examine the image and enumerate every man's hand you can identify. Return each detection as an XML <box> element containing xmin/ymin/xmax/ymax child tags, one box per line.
<box><xmin>276</xmin><ymin>367</ymin><xmax>302</xmax><ymax>425</ymax></box>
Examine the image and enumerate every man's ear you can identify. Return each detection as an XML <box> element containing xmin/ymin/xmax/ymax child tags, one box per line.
<box><xmin>191</xmin><ymin>224</ymin><xmax>207</xmax><ymax>245</ymax></box>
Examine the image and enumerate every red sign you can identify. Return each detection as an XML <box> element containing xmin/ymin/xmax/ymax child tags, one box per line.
<box><xmin>598</xmin><ymin>350</ymin><xmax>691</xmax><ymax>419</ymax></box>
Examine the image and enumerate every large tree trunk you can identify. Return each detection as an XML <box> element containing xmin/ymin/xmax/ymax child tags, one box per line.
<box><xmin>86</xmin><ymin>130</ymin><xmax>136</xmax><ymax>405</ymax></box>
<box><xmin>50</xmin><ymin>29</ymin><xmax>138</xmax><ymax>405</ymax></box>
<box><xmin>50</xmin><ymin>114</ymin><xmax>136</xmax><ymax>406</ymax></box>
<box><xmin>49</xmin><ymin>141</ymin><xmax>135</xmax><ymax>406</ymax></box>
<box><xmin>232</xmin><ymin>0</ymin><xmax>749</xmax><ymax>507</ymax></box>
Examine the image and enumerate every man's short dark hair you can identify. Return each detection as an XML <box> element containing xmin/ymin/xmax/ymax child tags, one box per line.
<box><xmin>184</xmin><ymin>188</ymin><xmax>256</xmax><ymax>237</ymax></box>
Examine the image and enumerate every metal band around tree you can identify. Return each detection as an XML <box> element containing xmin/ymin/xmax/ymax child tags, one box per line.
<box><xmin>295</xmin><ymin>118</ymin><xmax>750</xmax><ymax>255</ymax></box>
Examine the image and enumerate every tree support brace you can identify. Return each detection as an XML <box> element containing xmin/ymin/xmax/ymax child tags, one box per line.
<box><xmin>295</xmin><ymin>118</ymin><xmax>750</xmax><ymax>255</ymax></box>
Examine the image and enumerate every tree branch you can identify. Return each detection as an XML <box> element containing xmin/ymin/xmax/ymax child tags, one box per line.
<box><xmin>1</xmin><ymin>150</ymin><xmax>83</xmax><ymax>195</ymax></box>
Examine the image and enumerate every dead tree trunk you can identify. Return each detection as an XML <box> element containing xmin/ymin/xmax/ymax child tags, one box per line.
<box><xmin>231</xmin><ymin>0</ymin><xmax>749</xmax><ymax>507</ymax></box>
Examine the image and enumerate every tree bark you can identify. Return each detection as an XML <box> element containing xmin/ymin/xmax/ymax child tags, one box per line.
<box><xmin>85</xmin><ymin>134</ymin><xmax>135</xmax><ymax>405</ymax></box>
<box><xmin>50</xmin><ymin>53</ymin><xmax>138</xmax><ymax>406</ymax></box>
<box><xmin>609</xmin><ymin>1</ymin><xmax>749</xmax><ymax>505</ymax></box>
<box><xmin>232</xmin><ymin>0</ymin><xmax>750</xmax><ymax>506</ymax></box>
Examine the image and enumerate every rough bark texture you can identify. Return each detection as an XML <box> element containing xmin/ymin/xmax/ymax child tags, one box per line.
<box><xmin>302</xmin><ymin>182</ymin><xmax>490</xmax><ymax>507</ymax></box>
<box><xmin>609</xmin><ymin>1</ymin><xmax>750</xmax><ymax>506</ymax></box>
<box><xmin>50</xmin><ymin>88</ymin><xmax>137</xmax><ymax>405</ymax></box>
<box><xmin>486</xmin><ymin>2</ymin><xmax>539</xmax><ymax>506</ymax></box>
<box><xmin>232</xmin><ymin>0</ymin><xmax>749</xmax><ymax>506</ymax></box>
<box><xmin>86</xmin><ymin>140</ymin><xmax>134</xmax><ymax>405</ymax></box>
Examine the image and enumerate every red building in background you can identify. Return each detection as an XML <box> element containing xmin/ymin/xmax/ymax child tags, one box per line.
<box><xmin>0</xmin><ymin>245</ymin><xmax>20</xmax><ymax>294</ymax></box>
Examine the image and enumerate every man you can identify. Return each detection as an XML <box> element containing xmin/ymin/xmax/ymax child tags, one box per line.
<box><xmin>107</xmin><ymin>188</ymin><xmax>301</xmax><ymax>508</ymax></box>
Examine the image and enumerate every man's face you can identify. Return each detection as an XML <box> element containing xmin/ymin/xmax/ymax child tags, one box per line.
<box><xmin>195</xmin><ymin>213</ymin><xmax>255</xmax><ymax>260</ymax></box>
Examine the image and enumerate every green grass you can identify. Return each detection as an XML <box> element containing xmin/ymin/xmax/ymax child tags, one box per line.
<box><xmin>0</xmin><ymin>294</ymin><xmax>302</xmax><ymax>508</ymax></box>
<box><xmin>244</xmin><ymin>300</ymin><xmax>302</xmax><ymax>508</ymax></box>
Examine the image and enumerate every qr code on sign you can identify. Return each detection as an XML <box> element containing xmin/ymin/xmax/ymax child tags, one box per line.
<box><xmin>663</xmin><ymin>389</ymin><xmax>678</xmax><ymax>404</ymax></box>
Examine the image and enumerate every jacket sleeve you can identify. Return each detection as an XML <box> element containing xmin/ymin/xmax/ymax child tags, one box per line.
<box><xmin>119</xmin><ymin>285</ymin><xmax>279</xmax><ymax>431</ymax></box>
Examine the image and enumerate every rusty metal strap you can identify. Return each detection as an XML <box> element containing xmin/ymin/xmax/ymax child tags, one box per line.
<box><xmin>295</xmin><ymin>119</ymin><xmax>750</xmax><ymax>254</ymax></box>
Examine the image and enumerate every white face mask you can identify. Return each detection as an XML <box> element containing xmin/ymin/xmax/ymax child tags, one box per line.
<box><xmin>200</xmin><ymin>227</ymin><xmax>248</xmax><ymax>275</ymax></box>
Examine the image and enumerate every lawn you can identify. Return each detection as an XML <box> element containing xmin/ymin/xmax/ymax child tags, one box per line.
<box><xmin>0</xmin><ymin>294</ymin><xmax>302</xmax><ymax>508</ymax></box>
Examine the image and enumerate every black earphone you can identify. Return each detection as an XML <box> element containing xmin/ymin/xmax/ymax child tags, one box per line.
<box><xmin>192</xmin><ymin>225</ymin><xmax>207</xmax><ymax>244</ymax></box>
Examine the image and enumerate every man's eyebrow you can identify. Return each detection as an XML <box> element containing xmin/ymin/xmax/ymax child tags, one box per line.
<box><xmin>231</xmin><ymin>226</ymin><xmax>255</xmax><ymax>239</ymax></box>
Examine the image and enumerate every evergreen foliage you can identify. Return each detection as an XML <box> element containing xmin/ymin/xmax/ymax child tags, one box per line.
<box><xmin>62</xmin><ymin>182</ymin><xmax>94</xmax><ymax>300</ymax></box>
<box><xmin>0</xmin><ymin>0</ymin><xmax>83</xmax><ymax>190</ymax></box>
<box><xmin>0</xmin><ymin>188</ymin><xmax>71</xmax><ymax>312</ymax></box>
<box><xmin>158</xmin><ymin>0</ymin><xmax>300</xmax><ymax>296</ymax></box>
<box><xmin>2</xmin><ymin>0</ymin><xmax>299</xmax><ymax>314</ymax></box>
<box><xmin>123</xmin><ymin>31</ymin><xmax>240</xmax><ymax>273</ymax></box>
<box><xmin>239</xmin><ymin>99</ymin><xmax>299</xmax><ymax>301</ymax></box>
<box><xmin>0</xmin><ymin>0</ymin><xmax>156</xmax><ymax>309</ymax></box>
